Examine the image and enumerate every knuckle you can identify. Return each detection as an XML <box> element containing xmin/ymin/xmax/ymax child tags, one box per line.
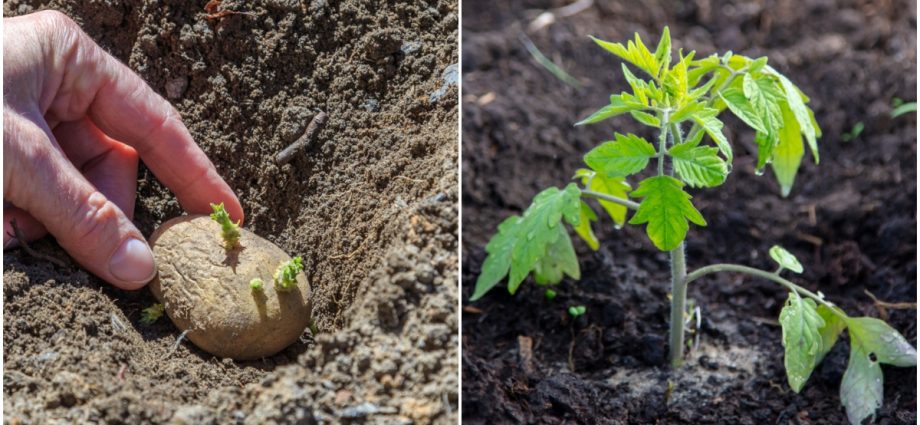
<box><xmin>70</xmin><ymin>192</ymin><xmax>120</xmax><ymax>242</ymax></box>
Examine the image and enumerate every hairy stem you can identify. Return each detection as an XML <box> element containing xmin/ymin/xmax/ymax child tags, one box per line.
<box><xmin>668</xmin><ymin>242</ymin><xmax>688</xmax><ymax>367</ymax></box>
<box><xmin>580</xmin><ymin>190</ymin><xmax>640</xmax><ymax>210</ymax></box>
<box><xmin>684</xmin><ymin>263</ymin><xmax>848</xmax><ymax>320</ymax></box>
<box><xmin>657</xmin><ymin>110</ymin><xmax>671</xmax><ymax>175</ymax></box>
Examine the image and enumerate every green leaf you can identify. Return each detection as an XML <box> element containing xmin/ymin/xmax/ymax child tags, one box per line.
<box><xmin>508</xmin><ymin>184</ymin><xmax>582</xmax><ymax>291</ymax></box>
<box><xmin>471</xmin><ymin>217</ymin><xmax>519</xmax><ymax>300</ymax></box>
<box><xmin>576</xmin><ymin>96</ymin><xmax>646</xmax><ymax>125</ymax></box>
<box><xmin>754</xmin><ymin>131</ymin><xmax>778</xmax><ymax>172</ymax></box>
<box><xmin>840</xmin><ymin>331</ymin><xmax>884</xmax><ymax>425</ymax></box>
<box><xmin>691</xmin><ymin>108</ymin><xmax>733</xmax><ymax>163</ymax></box>
<box><xmin>568</xmin><ymin>305</ymin><xmax>587</xmax><ymax>317</ymax></box>
<box><xmin>839</xmin><ymin>316</ymin><xmax>916</xmax><ymax>424</ymax></box>
<box><xmin>621</xmin><ymin>64</ymin><xmax>648</xmax><ymax>105</ymax></box>
<box><xmin>653</xmin><ymin>26</ymin><xmax>671</xmax><ymax>77</ymax></box>
<box><xmin>815</xmin><ymin>305</ymin><xmax>847</xmax><ymax>364</ymax></box>
<box><xmin>590</xmin><ymin>34</ymin><xmax>658</xmax><ymax>78</ymax></box>
<box><xmin>670</xmin><ymin>101</ymin><xmax>706</xmax><ymax>124</ymax></box>
<box><xmin>769</xmin><ymin>245</ymin><xmax>804</xmax><ymax>273</ymax></box>
<box><xmin>572</xmin><ymin>201</ymin><xmax>600</xmax><ymax>251</ymax></box>
<box><xmin>743</xmin><ymin>73</ymin><xmax>783</xmax><ymax>130</ymax></box>
<box><xmin>532</xmin><ymin>224</ymin><xmax>581</xmax><ymax>285</ymax></box>
<box><xmin>584</xmin><ymin>133</ymin><xmax>657</xmax><ymax>177</ymax></box>
<box><xmin>630</xmin><ymin>110</ymin><xmax>661</xmax><ymax>127</ymax></box>
<box><xmin>747</xmin><ymin>56</ymin><xmax>768</xmax><ymax>73</ymax></box>
<box><xmin>471</xmin><ymin>184</ymin><xmax>582</xmax><ymax>300</ymax></box>
<box><xmin>668</xmin><ymin>142</ymin><xmax>728</xmax><ymax>188</ymax></box>
<box><xmin>628</xmin><ymin>176</ymin><xmax>707</xmax><ymax>251</ymax></box>
<box><xmin>720</xmin><ymin>87</ymin><xmax>767</xmax><ymax>133</ymax></box>
<box><xmin>779</xmin><ymin>292</ymin><xmax>825</xmax><ymax>393</ymax></box>
<box><xmin>846</xmin><ymin>317</ymin><xmax>918</xmax><ymax>367</ymax></box>
<box><xmin>771</xmin><ymin>103</ymin><xmax>805</xmax><ymax>197</ymax></box>
<box><xmin>575</xmin><ymin>169</ymin><xmax>631</xmax><ymax>226</ymax></box>
<box><xmin>771</xmin><ymin>68</ymin><xmax>819</xmax><ymax>163</ymax></box>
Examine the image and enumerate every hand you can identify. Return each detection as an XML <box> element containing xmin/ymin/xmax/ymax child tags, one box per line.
<box><xmin>3</xmin><ymin>11</ymin><xmax>244</xmax><ymax>289</ymax></box>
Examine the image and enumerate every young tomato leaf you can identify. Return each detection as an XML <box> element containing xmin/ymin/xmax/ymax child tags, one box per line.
<box><xmin>839</xmin><ymin>317</ymin><xmax>916</xmax><ymax>424</ymax></box>
<box><xmin>743</xmin><ymin>73</ymin><xmax>783</xmax><ymax>131</ymax></box>
<box><xmin>845</xmin><ymin>317</ymin><xmax>918</xmax><ymax>367</ymax></box>
<box><xmin>720</xmin><ymin>87</ymin><xmax>767</xmax><ymax>133</ymax></box>
<box><xmin>630</xmin><ymin>110</ymin><xmax>661</xmax><ymax>127</ymax></box>
<box><xmin>572</xmin><ymin>201</ymin><xmax>600</xmax><ymax>251</ymax></box>
<box><xmin>471</xmin><ymin>184</ymin><xmax>582</xmax><ymax>300</ymax></box>
<box><xmin>670</xmin><ymin>101</ymin><xmax>705</xmax><ymax>124</ymax></box>
<box><xmin>471</xmin><ymin>216</ymin><xmax>520</xmax><ymax>300</ymax></box>
<box><xmin>779</xmin><ymin>292</ymin><xmax>825</xmax><ymax>393</ymax></box>
<box><xmin>840</xmin><ymin>332</ymin><xmax>884</xmax><ymax>425</ymax></box>
<box><xmin>621</xmin><ymin>64</ymin><xmax>649</xmax><ymax>105</ymax></box>
<box><xmin>576</xmin><ymin>96</ymin><xmax>646</xmax><ymax>125</ymax></box>
<box><xmin>508</xmin><ymin>184</ymin><xmax>582</xmax><ymax>292</ymax></box>
<box><xmin>771</xmin><ymin>103</ymin><xmax>805</xmax><ymax>197</ymax></box>
<box><xmin>575</xmin><ymin>169</ymin><xmax>631</xmax><ymax>226</ymax></box>
<box><xmin>815</xmin><ymin>305</ymin><xmax>847</xmax><ymax>364</ymax></box>
<box><xmin>533</xmin><ymin>224</ymin><xmax>581</xmax><ymax>285</ymax></box>
<box><xmin>769</xmin><ymin>245</ymin><xmax>804</xmax><ymax>273</ymax></box>
<box><xmin>668</xmin><ymin>142</ymin><xmax>728</xmax><ymax>188</ymax></box>
<box><xmin>589</xmin><ymin>35</ymin><xmax>658</xmax><ymax>78</ymax></box>
<box><xmin>628</xmin><ymin>176</ymin><xmax>706</xmax><ymax>251</ymax></box>
<box><xmin>653</xmin><ymin>26</ymin><xmax>671</xmax><ymax>77</ymax></box>
<box><xmin>769</xmin><ymin>67</ymin><xmax>819</xmax><ymax>163</ymax></box>
<box><xmin>691</xmin><ymin>108</ymin><xmax>733</xmax><ymax>163</ymax></box>
<box><xmin>754</xmin><ymin>131</ymin><xmax>778</xmax><ymax>172</ymax></box>
<box><xmin>584</xmin><ymin>133</ymin><xmax>657</xmax><ymax>177</ymax></box>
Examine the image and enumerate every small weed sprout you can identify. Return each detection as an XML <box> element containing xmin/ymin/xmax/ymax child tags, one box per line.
<box><xmin>140</xmin><ymin>303</ymin><xmax>165</xmax><ymax>325</ymax></box>
<box><xmin>209</xmin><ymin>203</ymin><xmax>241</xmax><ymax>249</ymax></box>
<box><xmin>471</xmin><ymin>27</ymin><xmax>916</xmax><ymax>424</ymax></box>
<box><xmin>273</xmin><ymin>256</ymin><xmax>304</xmax><ymax>291</ymax></box>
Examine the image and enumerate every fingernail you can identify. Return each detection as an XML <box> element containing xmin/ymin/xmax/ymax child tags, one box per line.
<box><xmin>109</xmin><ymin>238</ymin><xmax>156</xmax><ymax>284</ymax></box>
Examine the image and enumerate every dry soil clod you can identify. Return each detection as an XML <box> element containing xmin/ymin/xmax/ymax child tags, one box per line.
<box><xmin>275</xmin><ymin>111</ymin><xmax>328</xmax><ymax>166</ymax></box>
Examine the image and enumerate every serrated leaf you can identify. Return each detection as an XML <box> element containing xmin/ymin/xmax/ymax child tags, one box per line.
<box><xmin>748</xmin><ymin>56</ymin><xmax>768</xmax><ymax>73</ymax></box>
<box><xmin>621</xmin><ymin>64</ymin><xmax>648</xmax><ymax>105</ymax></box>
<box><xmin>779</xmin><ymin>292</ymin><xmax>825</xmax><ymax>393</ymax></box>
<box><xmin>471</xmin><ymin>185</ymin><xmax>582</xmax><ymax>300</ymax></box>
<box><xmin>533</xmin><ymin>224</ymin><xmax>581</xmax><ymax>285</ymax></box>
<box><xmin>670</xmin><ymin>101</ymin><xmax>706</xmax><ymax>123</ymax></box>
<box><xmin>628</xmin><ymin>176</ymin><xmax>706</xmax><ymax>251</ymax></box>
<box><xmin>771</xmin><ymin>68</ymin><xmax>819</xmax><ymax>163</ymax></box>
<box><xmin>754</xmin><ymin>131</ymin><xmax>778</xmax><ymax>171</ymax></box>
<box><xmin>584</xmin><ymin>133</ymin><xmax>657</xmax><ymax>177</ymax></box>
<box><xmin>846</xmin><ymin>317</ymin><xmax>918</xmax><ymax>367</ymax></box>
<box><xmin>769</xmin><ymin>245</ymin><xmax>804</xmax><ymax>273</ymax></box>
<box><xmin>573</xmin><ymin>201</ymin><xmax>600</xmax><ymax>251</ymax></box>
<box><xmin>743</xmin><ymin>73</ymin><xmax>783</xmax><ymax>130</ymax></box>
<box><xmin>590</xmin><ymin>34</ymin><xmax>658</xmax><ymax>78</ymax></box>
<box><xmin>630</xmin><ymin>110</ymin><xmax>661</xmax><ymax>127</ymax></box>
<box><xmin>576</xmin><ymin>169</ymin><xmax>631</xmax><ymax>226</ymax></box>
<box><xmin>692</xmin><ymin>108</ymin><xmax>733</xmax><ymax>163</ymax></box>
<box><xmin>771</xmin><ymin>103</ymin><xmax>804</xmax><ymax>197</ymax></box>
<box><xmin>663</xmin><ymin>50</ymin><xmax>693</xmax><ymax>106</ymax></box>
<box><xmin>653</xmin><ymin>26</ymin><xmax>671</xmax><ymax>77</ymax></box>
<box><xmin>815</xmin><ymin>305</ymin><xmax>847</xmax><ymax>364</ymax></box>
<box><xmin>720</xmin><ymin>87</ymin><xmax>767</xmax><ymax>133</ymax></box>
<box><xmin>668</xmin><ymin>142</ymin><xmax>728</xmax><ymax>188</ymax></box>
<box><xmin>688</xmin><ymin>76</ymin><xmax>717</xmax><ymax>101</ymax></box>
<box><xmin>840</xmin><ymin>330</ymin><xmax>884</xmax><ymax>425</ymax></box>
<box><xmin>576</xmin><ymin>96</ymin><xmax>646</xmax><ymax>126</ymax></box>
<box><xmin>471</xmin><ymin>216</ymin><xmax>520</xmax><ymax>300</ymax></box>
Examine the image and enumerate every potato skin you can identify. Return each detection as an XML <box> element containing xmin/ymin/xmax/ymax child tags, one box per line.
<box><xmin>149</xmin><ymin>215</ymin><xmax>311</xmax><ymax>360</ymax></box>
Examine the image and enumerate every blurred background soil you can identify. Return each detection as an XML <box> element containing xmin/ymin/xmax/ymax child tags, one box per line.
<box><xmin>461</xmin><ymin>0</ymin><xmax>916</xmax><ymax>423</ymax></box>
<box><xmin>4</xmin><ymin>0</ymin><xmax>458</xmax><ymax>423</ymax></box>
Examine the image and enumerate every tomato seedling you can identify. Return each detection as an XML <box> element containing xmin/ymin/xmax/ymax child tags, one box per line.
<box><xmin>470</xmin><ymin>28</ymin><xmax>916</xmax><ymax>424</ymax></box>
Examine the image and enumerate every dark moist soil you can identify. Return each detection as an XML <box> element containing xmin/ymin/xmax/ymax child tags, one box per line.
<box><xmin>4</xmin><ymin>1</ymin><xmax>457</xmax><ymax>424</ymax></box>
<box><xmin>461</xmin><ymin>1</ymin><xmax>916</xmax><ymax>424</ymax></box>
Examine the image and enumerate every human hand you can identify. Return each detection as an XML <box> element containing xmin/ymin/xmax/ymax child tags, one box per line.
<box><xmin>3</xmin><ymin>11</ymin><xmax>244</xmax><ymax>289</ymax></box>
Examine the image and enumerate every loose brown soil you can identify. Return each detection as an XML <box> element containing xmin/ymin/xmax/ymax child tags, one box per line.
<box><xmin>462</xmin><ymin>1</ymin><xmax>916</xmax><ymax>424</ymax></box>
<box><xmin>4</xmin><ymin>1</ymin><xmax>458</xmax><ymax>423</ymax></box>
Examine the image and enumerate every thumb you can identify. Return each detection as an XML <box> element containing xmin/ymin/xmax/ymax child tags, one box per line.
<box><xmin>5</xmin><ymin>114</ymin><xmax>154</xmax><ymax>290</ymax></box>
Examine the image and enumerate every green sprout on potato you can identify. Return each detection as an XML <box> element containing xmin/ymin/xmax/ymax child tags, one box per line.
<box><xmin>210</xmin><ymin>202</ymin><xmax>241</xmax><ymax>249</ymax></box>
<box><xmin>250</xmin><ymin>278</ymin><xmax>264</xmax><ymax>291</ymax></box>
<box><xmin>140</xmin><ymin>303</ymin><xmax>165</xmax><ymax>325</ymax></box>
<box><xmin>274</xmin><ymin>256</ymin><xmax>304</xmax><ymax>291</ymax></box>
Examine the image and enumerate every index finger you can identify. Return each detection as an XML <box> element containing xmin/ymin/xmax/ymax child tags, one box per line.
<box><xmin>34</xmin><ymin>11</ymin><xmax>244</xmax><ymax>223</ymax></box>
